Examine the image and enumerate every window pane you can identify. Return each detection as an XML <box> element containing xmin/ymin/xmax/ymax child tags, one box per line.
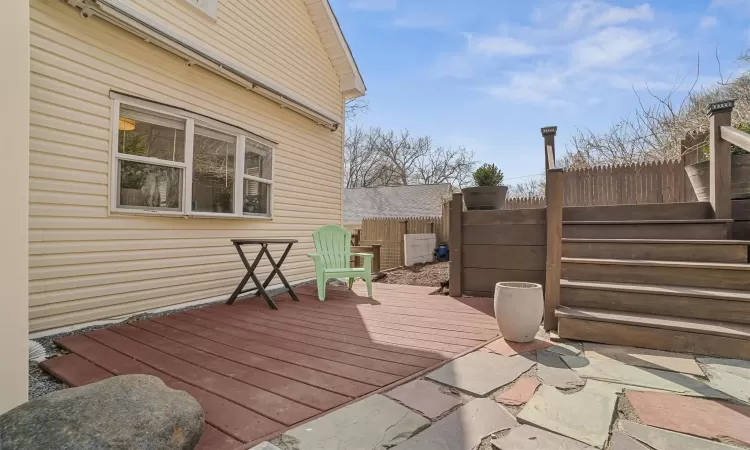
<box><xmin>192</xmin><ymin>125</ymin><xmax>236</xmax><ymax>214</ymax></box>
<box><xmin>118</xmin><ymin>105</ymin><xmax>186</xmax><ymax>162</ymax></box>
<box><xmin>244</xmin><ymin>139</ymin><xmax>272</xmax><ymax>180</ymax></box>
<box><xmin>118</xmin><ymin>160</ymin><xmax>182</xmax><ymax>210</ymax></box>
<box><xmin>243</xmin><ymin>179</ymin><xmax>270</xmax><ymax>215</ymax></box>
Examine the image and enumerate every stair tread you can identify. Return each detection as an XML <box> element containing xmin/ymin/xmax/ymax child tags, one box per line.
<box><xmin>562</xmin><ymin>257</ymin><xmax>750</xmax><ymax>270</ymax></box>
<box><xmin>562</xmin><ymin>238</ymin><xmax>750</xmax><ymax>245</ymax></box>
<box><xmin>555</xmin><ymin>306</ymin><xmax>750</xmax><ymax>340</ymax></box>
<box><xmin>561</xmin><ymin>279</ymin><xmax>750</xmax><ymax>302</ymax></box>
<box><xmin>563</xmin><ymin>219</ymin><xmax>733</xmax><ymax>225</ymax></box>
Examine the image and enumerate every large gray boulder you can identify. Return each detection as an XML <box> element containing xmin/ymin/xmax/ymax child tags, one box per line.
<box><xmin>0</xmin><ymin>374</ymin><xmax>204</xmax><ymax>450</ymax></box>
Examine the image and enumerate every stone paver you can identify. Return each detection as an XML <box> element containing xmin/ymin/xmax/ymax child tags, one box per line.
<box><xmin>491</xmin><ymin>424</ymin><xmax>594</xmax><ymax>449</ymax></box>
<box><xmin>496</xmin><ymin>377</ymin><xmax>540</xmax><ymax>406</ymax></box>
<box><xmin>392</xmin><ymin>398</ymin><xmax>518</xmax><ymax>450</ymax></box>
<box><xmin>626</xmin><ymin>391</ymin><xmax>750</xmax><ymax>446</ymax></box>
<box><xmin>699</xmin><ymin>357</ymin><xmax>750</xmax><ymax>403</ymax></box>
<box><xmin>618</xmin><ymin>420</ymin><xmax>744</xmax><ymax>450</ymax></box>
<box><xmin>280</xmin><ymin>394</ymin><xmax>429</xmax><ymax>450</ymax></box>
<box><xmin>426</xmin><ymin>351</ymin><xmax>535</xmax><ymax>396</ymax></box>
<box><xmin>584</xmin><ymin>343</ymin><xmax>704</xmax><ymax>376</ymax></box>
<box><xmin>535</xmin><ymin>350</ymin><xmax>585</xmax><ymax>389</ymax></box>
<box><xmin>562</xmin><ymin>356</ymin><xmax>729</xmax><ymax>399</ymax></box>
<box><xmin>702</xmin><ymin>367</ymin><xmax>750</xmax><ymax>403</ymax></box>
<box><xmin>386</xmin><ymin>380</ymin><xmax>461</xmax><ymax>419</ymax></box>
<box><xmin>582</xmin><ymin>380</ymin><xmax>666</xmax><ymax>395</ymax></box>
<box><xmin>249</xmin><ymin>443</ymin><xmax>282</xmax><ymax>450</ymax></box>
<box><xmin>484</xmin><ymin>338</ymin><xmax>552</xmax><ymax>356</ymax></box>
<box><xmin>698</xmin><ymin>357</ymin><xmax>750</xmax><ymax>378</ymax></box>
<box><xmin>547</xmin><ymin>334</ymin><xmax>584</xmax><ymax>356</ymax></box>
<box><xmin>609</xmin><ymin>430</ymin><xmax>649</xmax><ymax>450</ymax></box>
<box><xmin>517</xmin><ymin>382</ymin><xmax>617</xmax><ymax>448</ymax></box>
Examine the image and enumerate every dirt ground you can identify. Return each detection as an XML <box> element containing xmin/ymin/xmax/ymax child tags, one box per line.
<box><xmin>374</xmin><ymin>261</ymin><xmax>449</xmax><ymax>288</ymax></box>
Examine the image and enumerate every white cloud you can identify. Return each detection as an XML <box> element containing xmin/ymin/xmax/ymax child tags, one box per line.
<box><xmin>565</xmin><ymin>1</ymin><xmax>654</xmax><ymax>29</ymax></box>
<box><xmin>485</xmin><ymin>68</ymin><xmax>568</xmax><ymax>106</ymax></box>
<box><xmin>570</xmin><ymin>27</ymin><xmax>674</xmax><ymax>70</ymax></box>
<box><xmin>607</xmin><ymin>73</ymin><xmax>721</xmax><ymax>92</ymax></box>
<box><xmin>348</xmin><ymin>0</ymin><xmax>396</xmax><ymax>11</ymax></box>
<box><xmin>698</xmin><ymin>16</ymin><xmax>718</xmax><ymax>30</ymax></box>
<box><xmin>430</xmin><ymin>0</ymin><xmax>686</xmax><ymax>108</ymax></box>
<box><xmin>467</xmin><ymin>35</ymin><xmax>538</xmax><ymax>57</ymax></box>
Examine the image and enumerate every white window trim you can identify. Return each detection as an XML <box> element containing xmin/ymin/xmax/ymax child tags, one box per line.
<box><xmin>109</xmin><ymin>96</ymin><xmax>274</xmax><ymax>220</ymax></box>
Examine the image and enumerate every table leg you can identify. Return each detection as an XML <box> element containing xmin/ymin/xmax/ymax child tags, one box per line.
<box><xmin>262</xmin><ymin>243</ymin><xmax>299</xmax><ymax>302</ymax></box>
<box><xmin>226</xmin><ymin>243</ymin><xmax>264</xmax><ymax>305</ymax></box>
<box><xmin>252</xmin><ymin>244</ymin><xmax>279</xmax><ymax>309</ymax></box>
<box><xmin>255</xmin><ymin>242</ymin><xmax>293</xmax><ymax>296</ymax></box>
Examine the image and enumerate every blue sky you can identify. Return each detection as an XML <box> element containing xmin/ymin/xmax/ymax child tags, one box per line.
<box><xmin>331</xmin><ymin>0</ymin><xmax>750</xmax><ymax>185</ymax></box>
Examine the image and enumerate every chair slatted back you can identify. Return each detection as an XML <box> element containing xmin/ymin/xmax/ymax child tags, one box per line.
<box><xmin>312</xmin><ymin>225</ymin><xmax>351</xmax><ymax>269</ymax></box>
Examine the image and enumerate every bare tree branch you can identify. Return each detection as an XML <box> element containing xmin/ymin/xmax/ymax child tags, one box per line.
<box><xmin>563</xmin><ymin>48</ymin><xmax>750</xmax><ymax>167</ymax></box>
<box><xmin>344</xmin><ymin>127</ymin><xmax>477</xmax><ymax>188</ymax></box>
<box><xmin>345</xmin><ymin>98</ymin><xmax>369</xmax><ymax>121</ymax></box>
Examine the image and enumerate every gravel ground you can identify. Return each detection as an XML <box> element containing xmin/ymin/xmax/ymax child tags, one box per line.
<box><xmin>28</xmin><ymin>360</ymin><xmax>65</xmax><ymax>399</ymax></box>
<box><xmin>374</xmin><ymin>261</ymin><xmax>449</xmax><ymax>288</ymax></box>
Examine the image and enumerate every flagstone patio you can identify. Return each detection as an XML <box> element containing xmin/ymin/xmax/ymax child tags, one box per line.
<box><xmin>255</xmin><ymin>328</ymin><xmax>750</xmax><ymax>450</ymax></box>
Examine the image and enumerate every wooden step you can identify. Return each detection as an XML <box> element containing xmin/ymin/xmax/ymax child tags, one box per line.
<box><xmin>562</xmin><ymin>257</ymin><xmax>750</xmax><ymax>290</ymax></box>
<box><xmin>560</xmin><ymin>280</ymin><xmax>750</xmax><ymax>324</ymax></box>
<box><xmin>563</xmin><ymin>219</ymin><xmax>731</xmax><ymax>240</ymax></box>
<box><xmin>555</xmin><ymin>306</ymin><xmax>750</xmax><ymax>359</ymax></box>
<box><xmin>562</xmin><ymin>238</ymin><xmax>749</xmax><ymax>263</ymax></box>
<box><xmin>563</xmin><ymin>202</ymin><xmax>714</xmax><ymax>222</ymax></box>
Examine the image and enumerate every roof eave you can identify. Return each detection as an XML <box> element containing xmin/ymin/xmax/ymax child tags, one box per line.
<box><xmin>306</xmin><ymin>0</ymin><xmax>367</xmax><ymax>99</ymax></box>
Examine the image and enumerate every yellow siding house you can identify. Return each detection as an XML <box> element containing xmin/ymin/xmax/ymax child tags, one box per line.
<box><xmin>2</xmin><ymin>0</ymin><xmax>364</xmax><ymax>412</ymax></box>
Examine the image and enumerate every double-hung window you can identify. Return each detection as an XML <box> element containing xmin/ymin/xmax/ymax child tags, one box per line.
<box><xmin>111</xmin><ymin>95</ymin><xmax>274</xmax><ymax>218</ymax></box>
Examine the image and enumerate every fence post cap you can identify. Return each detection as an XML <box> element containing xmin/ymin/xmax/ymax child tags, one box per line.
<box><xmin>707</xmin><ymin>99</ymin><xmax>736</xmax><ymax>116</ymax></box>
<box><xmin>547</xmin><ymin>167</ymin><xmax>564</xmax><ymax>173</ymax></box>
<box><xmin>541</xmin><ymin>126</ymin><xmax>558</xmax><ymax>136</ymax></box>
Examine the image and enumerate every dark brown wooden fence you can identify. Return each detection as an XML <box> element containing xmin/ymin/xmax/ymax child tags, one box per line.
<box><xmin>449</xmin><ymin>192</ymin><xmax>548</xmax><ymax>297</ymax></box>
<box><xmin>461</xmin><ymin>207</ymin><xmax>547</xmax><ymax>297</ymax></box>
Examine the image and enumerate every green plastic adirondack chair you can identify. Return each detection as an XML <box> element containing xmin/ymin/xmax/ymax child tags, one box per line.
<box><xmin>308</xmin><ymin>225</ymin><xmax>373</xmax><ymax>301</ymax></box>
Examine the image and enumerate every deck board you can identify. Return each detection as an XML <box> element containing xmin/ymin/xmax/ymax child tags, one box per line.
<box><xmin>45</xmin><ymin>337</ymin><xmax>273</xmax><ymax>444</ymax></box>
<box><xmin>210</xmin><ymin>304</ymin><xmax>473</xmax><ymax>354</ymax></box>
<box><xmin>132</xmin><ymin>319</ymin><xmax>375</xmax><ymax>397</ymax></box>
<box><xmin>109</xmin><ymin>324</ymin><xmax>351</xmax><ymax>410</ymax></box>
<box><xmin>42</xmin><ymin>283</ymin><xmax>498</xmax><ymax>446</ymax></box>
<box><xmin>85</xmin><ymin>329</ymin><xmax>320</xmax><ymax>426</ymax></box>
<box><xmin>185</xmin><ymin>308</ymin><xmax>449</xmax><ymax>363</ymax></box>
<box><xmin>165</xmin><ymin>313</ymin><xmax>415</xmax><ymax>381</ymax></box>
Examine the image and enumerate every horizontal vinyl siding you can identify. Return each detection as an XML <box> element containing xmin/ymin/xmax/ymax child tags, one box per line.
<box><xmin>29</xmin><ymin>0</ymin><xmax>344</xmax><ymax>331</ymax></box>
<box><xmin>120</xmin><ymin>0</ymin><xmax>343</xmax><ymax>119</ymax></box>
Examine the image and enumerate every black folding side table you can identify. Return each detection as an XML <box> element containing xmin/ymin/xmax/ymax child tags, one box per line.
<box><xmin>226</xmin><ymin>238</ymin><xmax>300</xmax><ymax>309</ymax></box>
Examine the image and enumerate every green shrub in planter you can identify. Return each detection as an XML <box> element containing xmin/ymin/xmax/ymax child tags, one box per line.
<box><xmin>473</xmin><ymin>163</ymin><xmax>504</xmax><ymax>187</ymax></box>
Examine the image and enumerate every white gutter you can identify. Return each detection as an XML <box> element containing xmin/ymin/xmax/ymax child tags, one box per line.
<box><xmin>67</xmin><ymin>0</ymin><xmax>341</xmax><ymax>131</ymax></box>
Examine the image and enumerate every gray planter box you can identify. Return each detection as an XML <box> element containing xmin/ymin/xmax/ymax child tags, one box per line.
<box><xmin>462</xmin><ymin>186</ymin><xmax>508</xmax><ymax>210</ymax></box>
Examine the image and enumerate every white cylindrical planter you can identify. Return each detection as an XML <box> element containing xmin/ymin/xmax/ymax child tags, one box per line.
<box><xmin>494</xmin><ymin>282</ymin><xmax>544</xmax><ymax>343</ymax></box>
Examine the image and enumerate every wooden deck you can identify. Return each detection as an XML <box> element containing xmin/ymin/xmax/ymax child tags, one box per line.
<box><xmin>41</xmin><ymin>283</ymin><xmax>499</xmax><ymax>449</ymax></box>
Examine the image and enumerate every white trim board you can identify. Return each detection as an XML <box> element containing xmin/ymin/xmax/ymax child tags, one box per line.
<box><xmin>303</xmin><ymin>0</ymin><xmax>366</xmax><ymax>99</ymax></box>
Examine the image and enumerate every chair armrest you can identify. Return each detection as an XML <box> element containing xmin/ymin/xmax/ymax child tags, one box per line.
<box><xmin>350</xmin><ymin>252</ymin><xmax>374</xmax><ymax>259</ymax></box>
